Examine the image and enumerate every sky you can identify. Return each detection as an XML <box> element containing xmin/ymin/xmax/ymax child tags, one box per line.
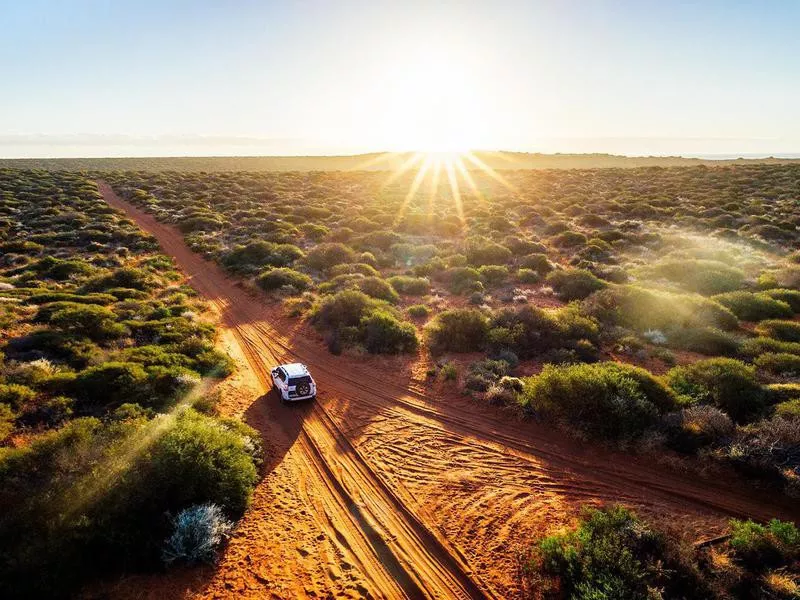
<box><xmin>2</xmin><ymin>0</ymin><xmax>800</xmax><ymax>158</ymax></box>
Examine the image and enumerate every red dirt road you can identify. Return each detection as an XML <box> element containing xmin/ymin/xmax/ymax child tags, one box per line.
<box><xmin>98</xmin><ymin>182</ymin><xmax>800</xmax><ymax>599</ymax></box>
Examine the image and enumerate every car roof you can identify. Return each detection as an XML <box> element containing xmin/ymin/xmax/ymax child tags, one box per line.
<box><xmin>281</xmin><ymin>362</ymin><xmax>310</xmax><ymax>377</ymax></box>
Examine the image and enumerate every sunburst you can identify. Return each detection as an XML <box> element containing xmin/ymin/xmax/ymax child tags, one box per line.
<box><xmin>376</xmin><ymin>150</ymin><xmax>515</xmax><ymax>228</ymax></box>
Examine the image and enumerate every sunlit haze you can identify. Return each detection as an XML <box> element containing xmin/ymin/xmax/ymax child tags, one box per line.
<box><xmin>2</xmin><ymin>0</ymin><xmax>800</xmax><ymax>157</ymax></box>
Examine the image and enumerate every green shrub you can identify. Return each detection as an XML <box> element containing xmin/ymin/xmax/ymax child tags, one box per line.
<box><xmin>550</xmin><ymin>230</ymin><xmax>587</xmax><ymax>248</ymax></box>
<box><xmin>464</xmin><ymin>239</ymin><xmax>512</xmax><ymax>266</ymax></box>
<box><xmin>255</xmin><ymin>267</ymin><xmax>313</xmax><ymax>293</ymax></box>
<box><xmin>729</xmin><ymin>519</ymin><xmax>800</xmax><ymax>569</ymax></box>
<box><xmin>223</xmin><ymin>240</ymin><xmax>304</xmax><ymax>272</ymax></box>
<box><xmin>521</xmin><ymin>362</ymin><xmax>676</xmax><ymax>439</ymax></box>
<box><xmin>356</xmin><ymin>276</ymin><xmax>400</xmax><ymax>304</ymax></box>
<box><xmin>756</xmin><ymin>319</ymin><xmax>800</xmax><ymax>342</ymax></box>
<box><xmin>488</xmin><ymin>305</ymin><xmax>599</xmax><ymax>359</ymax></box>
<box><xmin>72</xmin><ymin>362</ymin><xmax>150</xmax><ymax>409</ymax></box>
<box><xmin>311</xmin><ymin>289</ymin><xmax>380</xmax><ymax>331</ymax></box>
<box><xmin>583</xmin><ymin>285</ymin><xmax>739</xmax><ymax>331</ymax></box>
<box><xmin>329</xmin><ymin>262</ymin><xmax>380</xmax><ymax>277</ymax></box>
<box><xmin>0</xmin><ymin>383</ymin><xmax>36</xmax><ymax>410</ymax></box>
<box><xmin>519</xmin><ymin>253</ymin><xmax>553</xmax><ymax>275</ymax></box>
<box><xmin>360</xmin><ymin>310</ymin><xmax>418</xmax><ymax>354</ymax></box>
<box><xmin>193</xmin><ymin>349</ymin><xmax>235</xmax><ymax>378</ymax></box>
<box><xmin>755</xmin><ymin>353</ymin><xmax>800</xmax><ymax>377</ymax></box>
<box><xmin>83</xmin><ymin>267</ymin><xmax>153</xmax><ymax>292</ymax></box>
<box><xmin>667</xmin><ymin>358</ymin><xmax>765</xmax><ymax>423</ymax></box>
<box><xmin>764</xmin><ymin>383</ymin><xmax>800</xmax><ymax>404</ymax></box>
<box><xmin>712</xmin><ymin>291</ymin><xmax>793</xmax><ymax>321</ymax></box>
<box><xmin>740</xmin><ymin>336</ymin><xmax>800</xmax><ymax>359</ymax></box>
<box><xmin>546</xmin><ymin>269</ymin><xmax>606</xmax><ymax>301</ymax></box>
<box><xmin>0</xmin><ymin>410</ymin><xmax>258</xmax><ymax>597</ymax></box>
<box><xmin>647</xmin><ymin>259</ymin><xmax>744</xmax><ymax>295</ymax></box>
<box><xmin>667</xmin><ymin>327</ymin><xmax>740</xmax><ymax>356</ymax></box>
<box><xmin>425</xmin><ymin>309</ymin><xmax>489</xmax><ymax>354</ymax></box>
<box><xmin>478</xmin><ymin>265</ymin><xmax>509</xmax><ymax>286</ymax></box>
<box><xmin>774</xmin><ymin>399</ymin><xmax>800</xmax><ymax>418</ymax></box>
<box><xmin>26</xmin><ymin>292</ymin><xmax>117</xmax><ymax>305</ymax></box>
<box><xmin>439</xmin><ymin>362</ymin><xmax>458</xmax><ymax>381</ymax></box>
<box><xmin>0</xmin><ymin>403</ymin><xmax>15</xmax><ymax>439</ymax></box>
<box><xmin>761</xmin><ymin>288</ymin><xmax>800</xmax><ymax>312</ymax></box>
<box><xmin>387</xmin><ymin>275</ymin><xmax>430</xmax><ymax>296</ymax></box>
<box><xmin>444</xmin><ymin>266</ymin><xmax>484</xmax><ymax>294</ymax></box>
<box><xmin>49</xmin><ymin>304</ymin><xmax>128</xmax><ymax>341</ymax></box>
<box><xmin>522</xmin><ymin>506</ymin><xmax>707</xmax><ymax>599</ymax></box>
<box><xmin>407</xmin><ymin>304</ymin><xmax>430</xmax><ymax>319</ymax></box>
<box><xmin>516</xmin><ymin>268</ymin><xmax>540</xmax><ymax>284</ymax></box>
<box><xmin>304</xmin><ymin>242</ymin><xmax>356</xmax><ymax>272</ymax></box>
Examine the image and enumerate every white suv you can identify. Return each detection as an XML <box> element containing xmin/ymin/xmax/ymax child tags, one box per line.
<box><xmin>271</xmin><ymin>362</ymin><xmax>317</xmax><ymax>402</ymax></box>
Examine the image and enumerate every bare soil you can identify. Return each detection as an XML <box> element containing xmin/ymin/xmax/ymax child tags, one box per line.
<box><xmin>95</xmin><ymin>182</ymin><xmax>800</xmax><ymax>600</ymax></box>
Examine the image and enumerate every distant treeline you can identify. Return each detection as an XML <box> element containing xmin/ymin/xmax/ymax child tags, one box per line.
<box><xmin>1</xmin><ymin>151</ymin><xmax>798</xmax><ymax>172</ymax></box>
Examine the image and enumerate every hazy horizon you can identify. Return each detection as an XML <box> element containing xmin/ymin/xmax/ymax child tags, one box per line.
<box><xmin>3</xmin><ymin>1</ymin><xmax>800</xmax><ymax>158</ymax></box>
<box><xmin>1</xmin><ymin>134</ymin><xmax>799</xmax><ymax>161</ymax></box>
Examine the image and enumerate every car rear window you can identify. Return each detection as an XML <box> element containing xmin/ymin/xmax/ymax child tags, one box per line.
<box><xmin>289</xmin><ymin>376</ymin><xmax>312</xmax><ymax>386</ymax></box>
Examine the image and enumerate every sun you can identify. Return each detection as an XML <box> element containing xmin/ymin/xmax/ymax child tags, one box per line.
<box><xmin>361</xmin><ymin>41</ymin><xmax>493</xmax><ymax>154</ymax></box>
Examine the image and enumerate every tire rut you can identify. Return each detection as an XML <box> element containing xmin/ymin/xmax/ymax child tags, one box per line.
<box><xmin>99</xmin><ymin>182</ymin><xmax>491</xmax><ymax>600</ymax></box>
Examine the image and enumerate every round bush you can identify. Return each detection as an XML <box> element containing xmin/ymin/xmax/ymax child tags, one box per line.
<box><xmin>425</xmin><ymin>309</ymin><xmax>489</xmax><ymax>354</ymax></box>
<box><xmin>756</xmin><ymin>319</ymin><xmax>800</xmax><ymax>343</ymax></box>
<box><xmin>387</xmin><ymin>275</ymin><xmax>430</xmax><ymax>296</ymax></box>
<box><xmin>356</xmin><ymin>276</ymin><xmax>400</xmax><ymax>304</ymax></box>
<box><xmin>546</xmin><ymin>269</ymin><xmax>606</xmax><ymax>301</ymax></box>
<box><xmin>304</xmin><ymin>243</ymin><xmax>356</xmax><ymax>272</ymax></box>
<box><xmin>521</xmin><ymin>362</ymin><xmax>676</xmax><ymax>439</ymax></box>
<box><xmin>360</xmin><ymin>310</ymin><xmax>418</xmax><ymax>354</ymax></box>
<box><xmin>256</xmin><ymin>268</ymin><xmax>313</xmax><ymax>293</ymax></box>
<box><xmin>712</xmin><ymin>291</ymin><xmax>793</xmax><ymax>321</ymax></box>
<box><xmin>666</xmin><ymin>358</ymin><xmax>766</xmax><ymax>423</ymax></box>
<box><xmin>72</xmin><ymin>362</ymin><xmax>149</xmax><ymax>408</ymax></box>
<box><xmin>754</xmin><ymin>352</ymin><xmax>800</xmax><ymax>377</ymax></box>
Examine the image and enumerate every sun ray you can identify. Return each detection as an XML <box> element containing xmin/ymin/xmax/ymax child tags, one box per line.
<box><xmin>380</xmin><ymin>151</ymin><xmax>425</xmax><ymax>189</ymax></box>
<box><xmin>454</xmin><ymin>155</ymin><xmax>487</xmax><ymax>207</ymax></box>
<box><xmin>393</xmin><ymin>154</ymin><xmax>432</xmax><ymax>227</ymax></box>
<box><xmin>60</xmin><ymin>378</ymin><xmax>214</xmax><ymax>521</ymax></box>
<box><xmin>349</xmin><ymin>151</ymin><xmax>398</xmax><ymax>171</ymax></box>
<box><xmin>443</xmin><ymin>157</ymin><xmax>465</xmax><ymax>224</ymax></box>
<box><xmin>462</xmin><ymin>151</ymin><xmax>518</xmax><ymax>193</ymax></box>
<box><xmin>426</xmin><ymin>158</ymin><xmax>442</xmax><ymax>225</ymax></box>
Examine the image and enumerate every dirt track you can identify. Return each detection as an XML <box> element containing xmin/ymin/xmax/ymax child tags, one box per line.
<box><xmin>98</xmin><ymin>182</ymin><xmax>800</xmax><ymax>599</ymax></box>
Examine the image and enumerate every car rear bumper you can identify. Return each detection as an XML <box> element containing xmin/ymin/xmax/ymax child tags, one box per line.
<box><xmin>282</xmin><ymin>393</ymin><xmax>316</xmax><ymax>402</ymax></box>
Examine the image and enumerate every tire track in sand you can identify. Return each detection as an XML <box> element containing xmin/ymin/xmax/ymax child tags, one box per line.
<box><xmin>99</xmin><ymin>182</ymin><xmax>491</xmax><ymax>600</ymax></box>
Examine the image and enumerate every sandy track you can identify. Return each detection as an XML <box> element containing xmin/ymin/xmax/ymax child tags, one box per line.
<box><xmin>98</xmin><ymin>182</ymin><xmax>800</xmax><ymax>599</ymax></box>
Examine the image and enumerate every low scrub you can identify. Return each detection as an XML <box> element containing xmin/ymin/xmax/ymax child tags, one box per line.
<box><xmin>666</xmin><ymin>326</ymin><xmax>741</xmax><ymax>356</ymax></box>
<box><xmin>520</xmin><ymin>362</ymin><xmax>677</xmax><ymax>440</ymax></box>
<box><xmin>667</xmin><ymin>358</ymin><xmax>766</xmax><ymax>423</ymax></box>
<box><xmin>255</xmin><ymin>267</ymin><xmax>313</xmax><ymax>293</ymax></box>
<box><xmin>488</xmin><ymin>305</ymin><xmax>599</xmax><ymax>359</ymax></box>
<box><xmin>545</xmin><ymin>268</ymin><xmax>606</xmax><ymax>301</ymax></box>
<box><xmin>0</xmin><ymin>410</ymin><xmax>258</xmax><ymax>597</ymax></box>
<box><xmin>755</xmin><ymin>352</ymin><xmax>800</xmax><ymax>378</ymax></box>
<box><xmin>712</xmin><ymin>291</ymin><xmax>793</xmax><ymax>321</ymax></box>
<box><xmin>756</xmin><ymin>319</ymin><xmax>800</xmax><ymax>343</ymax></box>
<box><xmin>311</xmin><ymin>290</ymin><xmax>417</xmax><ymax>354</ymax></box>
<box><xmin>647</xmin><ymin>259</ymin><xmax>745</xmax><ymax>295</ymax></box>
<box><xmin>583</xmin><ymin>285</ymin><xmax>738</xmax><ymax>331</ymax></box>
<box><xmin>387</xmin><ymin>275</ymin><xmax>430</xmax><ymax>296</ymax></box>
<box><xmin>425</xmin><ymin>308</ymin><xmax>490</xmax><ymax>354</ymax></box>
<box><xmin>520</xmin><ymin>506</ymin><xmax>799</xmax><ymax>600</ymax></box>
<box><xmin>520</xmin><ymin>506</ymin><xmax>708</xmax><ymax>599</ymax></box>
